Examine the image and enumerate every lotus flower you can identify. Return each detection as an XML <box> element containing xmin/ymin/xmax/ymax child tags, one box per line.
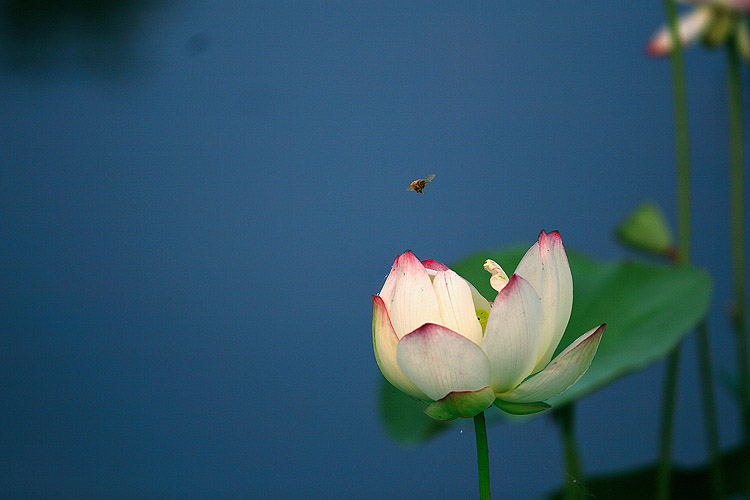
<box><xmin>372</xmin><ymin>231</ymin><xmax>605</xmax><ymax>420</ymax></box>
<box><xmin>647</xmin><ymin>0</ymin><xmax>750</xmax><ymax>60</ymax></box>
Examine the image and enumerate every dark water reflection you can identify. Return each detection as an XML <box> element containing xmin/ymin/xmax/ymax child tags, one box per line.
<box><xmin>0</xmin><ymin>0</ymin><xmax>159</xmax><ymax>74</ymax></box>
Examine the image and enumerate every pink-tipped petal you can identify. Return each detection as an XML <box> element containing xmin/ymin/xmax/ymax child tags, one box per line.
<box><xmin>647</xmin><ymin>31</ymin><xmax>670</xmax><ymax>57</ymax></box>
<box><xmin>498</xmin><ymin>324</ymin><xmax>606</xmax><ymax>404</ymax></box>
<box><xmin>482</xmin><ymin>274</ymin><xmax>543</xmax><ymax>393</ymax></box>
<box><xmin>396</xmin><ymin>323</ymin><xmax>492</xmax><ymax>402</ymax></box>
<box><xmin>372</xmin><ymin>295</ymin><xmax>429</xmax><ymax>400</ymax></box>
<box><xmin>378</xmin><ymin>254</ymin><xmax>401</xmax><ymax>312</ymax></box>
<box><xmin>422</xmin><ymin>259</ymin><xmax>450</xmax><ymax>272</ymax></box>
<box><xmin>647</xmin><ymin>6</ymin><xmax>712</xmax><ymax>57</ymax></box>
<box><xmin>514</xmin><ymin>238</ymin><xmax>543</xmax><ymax>305</ymax></box>
<box><xmin>432</xmin><ymin>269</ymin><xmax>484</xmax><ymax>346</ymax></box>
<box><xmin>515</xmin><ymin>231</ymin><xmax>573</xmax><ymax>372</ymax></box>
<box><xmin>388</xmin><ymin>251</ymin><xmax>442</xmax><ymax>339</ymax></box>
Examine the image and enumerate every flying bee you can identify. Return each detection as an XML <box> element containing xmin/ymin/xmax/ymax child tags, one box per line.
<box><xmin>406</xmin><ymin>174</ymin><xmax>435</xmax><ymax>194</ymax></box>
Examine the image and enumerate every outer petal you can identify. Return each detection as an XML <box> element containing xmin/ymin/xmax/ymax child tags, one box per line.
<box><xmin>493</xmin><ymin>399</ymin><xmax>551</xmax><ymax>416</ymax></box>
<box><xmin>396</xmin><ymin>323</ymin><xmax>492</xmax><ymax>401</ymax></box>
<box><xmin>482</xmin><ymin>274</ymin><xmax>542</xmax><ymax>393</ymax></box>
<box><xmin>377</xmin><ymin>255</ymin><xmax>400</xmax><ymax>311</ymax></box>
<box><xmin>372</xmin><ymin>295</ymin><xmax>429</xmax><ymax>400</ymax></box>
<box><xmin>515</xmin><ymin>231</ymin><xmax>573</xmax><ymax>372</ymax></box>
<box><xmin>432</xmin><ymin>269</ymin><xmax>484</xmax><ymax>346</ymax></box>
<box><xmin>647</xmin><ymin>6</ymin><xmax>713</xmax><ymax>56</ymax></box>
<box><xmin>498</xmin><ymin>324</ymin><xmax>606</xmax><ymax>404</ymax></box>
<box><xmin>389</xmin><ymin>251</ymin><xmax>442</xmax><ymax>339</ymax></box>
<box><xmin>424</xmin><ymin>387</ymin><xmax>496</xmax><ymax>420</ymax></box>
<box><xmin>422</xmin><ymin>259</ymin><xmax>450</xmax><ymax>272</ymax></box>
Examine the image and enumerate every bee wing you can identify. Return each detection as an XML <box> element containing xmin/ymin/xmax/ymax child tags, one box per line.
<box><xmin>424</xmin><ymin>174</ymin><xmax>435</xmax><ymax>183</ymax></box>
<box><xmin>406</xmin><ymin>185</ymin><xmax>415</xmax><ymax>191</ymax></box>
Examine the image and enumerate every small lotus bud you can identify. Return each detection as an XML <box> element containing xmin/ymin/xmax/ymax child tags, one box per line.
<box><xmin>616</xmin><ymin>201</ymin><xmax>676</xmax><ymax>258</ymax></box>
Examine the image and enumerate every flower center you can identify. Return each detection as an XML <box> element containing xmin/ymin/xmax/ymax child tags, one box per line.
<box><xmin>476</xmin><ymin>308</ymin><xmax>489</xmax><ymax>333</ymax></box>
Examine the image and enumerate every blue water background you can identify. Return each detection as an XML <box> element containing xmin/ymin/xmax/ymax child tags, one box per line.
<box><xmin>1</xmin><ymin>1</ymin><xmax>748</xmax><ymax>498</ymax></box>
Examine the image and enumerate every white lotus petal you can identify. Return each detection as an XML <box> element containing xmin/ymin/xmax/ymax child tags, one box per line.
<box><xmin>397</xmin><ymin>323</ymin><xmax>492</xmax><ymax>401</ymax></box>
<box><xmin>647</xmin><ymin>6</ymin><xmax>713</xmax><ymax>56</ymax></box>
<box><xmin>389</xmin><ymin>251</ymin><xmax>442</xmax><ymax>339</ymax></box>
<box><xmin>372</xmin><ymin>295</ymin><xmax>429</xmax><ymax>400</ymax></box>
<box><xmin>421</xmin><ymin>259</ymin><xmax>448</xmax><ymax>284</ymax></box>
<box><xmin>468</xmin><ymin>280</ymin><xmax>492</xmax><ymax>312</ymax></box>
<box><xmin>432</xmin><ymin>269</ymin><xmax>484</xmax><ymax>346</ymax></box>
<box><xmin>423</xmin><ymin>259</ymin><xmax>491</xmax><ymax>324</ymax></box>
<box><xmin>482</xmin><ymin>274</ymin><xmax>542</xmax><ymax>393</ymax></box>
<box><xmin>515</xmin><ymin>231</ymin><xmax>573</xmax><ymax>372</ymax></box>
<box><xmin>421</xmin><ymin>259</ymin><xmax>450</xmax><ymax>273</ymax></box>
<box><xmin>498</xmin><ymin>324</ymin><xmax>606</xmax><ymax>404</ymax></box>
<box><xmin>378</xmin><ymin>255</ymin><xmax>400</xmax><ymax>314</ymax></box>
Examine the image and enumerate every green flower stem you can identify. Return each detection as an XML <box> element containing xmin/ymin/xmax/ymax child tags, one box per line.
<box><xmin>655</xmin><ymin>4</ymin><xmax>728</xmax><ymax>495</ymax></box>
<box><xmin>657</xmin><ymin>1</ymin><xmax>692</xmax><ymax>498</ymax></box>
<box><xmin>661</xmin><ymin>0</ymin><xmax>691</xmax><ymax>266</ymax></box>
<box><xmin>697</xmin><ymin>320</ymin><xmax>726</xmax><ymax>500</ymax></box>
<box><xmin>657</xmin><ymin>346</ymin><xmax>681</xmax><ymax>500</ymax></box>
<box><xmin>556</xmin><ymin>405</ymin><xmax>586</xmax><ymax>500</ymax></box>
<box><xmin>473</xmin><ymin>411</ymin><xmax>490</xmax><ymax>500</ymax></box>
<box><xmin>726</xmin><ymin>28</ymin><xmax>750</xmax><ymax>500</ymax></box>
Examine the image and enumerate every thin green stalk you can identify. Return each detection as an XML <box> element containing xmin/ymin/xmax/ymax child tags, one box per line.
<box><xmin>726</xmin><ymin>27</ymin><xmax>750</xmax><ymax>500</ymax></box>
<box><xmin>696</xmin><ymin>320</ymin><xmax>726</xmax><ymax>500</ymax></box>
<box><xmin>661</xmin><ymin>2</ymin><xmax>691</xmax><ymax>266</ymax></box>
<box><xmin>556</xmin><ymin>405</ymin><xmax>586</xmax><ymax>500</ymax></box>
<box><xmin>657</xmin><ymin>1</ymin><xmax>692</xmax><ymax>498</ymax></box>
<box><xmin>657</xmin><ymin>347</ymin><xmax>681</xmax><ymax>500</ymax></box>
<box><xmin>473</xmin><ymin>412</ymin><xmax>490</xmax><ymax>500</ymax></box>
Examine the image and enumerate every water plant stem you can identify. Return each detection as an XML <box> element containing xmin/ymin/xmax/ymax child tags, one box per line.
<box><xmin>557</xmin><ymin>405</ymin><xmax>586</xmax><ymax>500</ymax></box>
<box><xmin>657</xmin><ymin>347</ymin><xmax>681</xmax><ymax>500</ymax></box>
<box><xmin>661</xmin><ymin>1</ymin><xmax>692</xmax><ymax>263</ymax></box>
<box><xmin>696</xmin><ymin>320</ymin><xmax>726</xmax><ymax>500</ymax></box>
<box><xmin>657</xmin><ymin>1</ymin><xmax>691</xmax><ymax>499</ymax></box>
<box><xmin>726</xmin><ymin>28</ymin><xmax>750</xmax><ymax>500</ymax></box>
<box><xmin>473</xmin><ymin>412</ymin><xmax>490</xmax><ymax>500</ymax></box>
